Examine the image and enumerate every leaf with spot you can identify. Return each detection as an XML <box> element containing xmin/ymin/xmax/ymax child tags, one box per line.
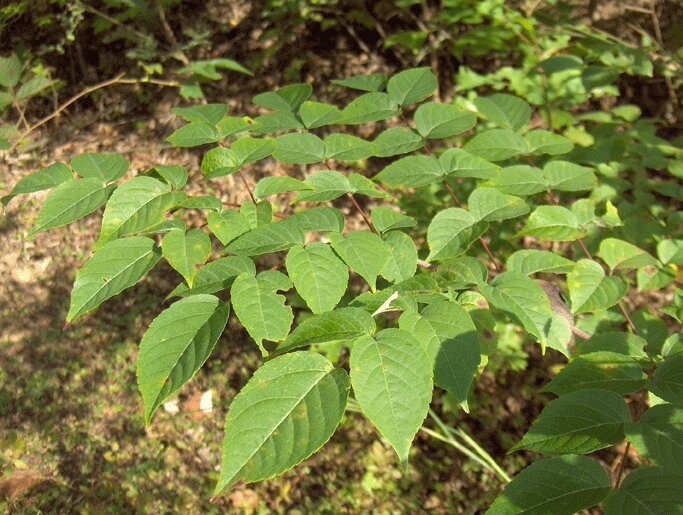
<box><xmin>137</xmin><ymin>294</ymin><xmax>229</xmax><ymax>424</ymax></box>
<box><xmin>67</xmin><ymin>236</ymin><xmax>161</xmax><ymax>321</ymax></box>
<box><xmin>286</xmin><ymin>243</ymin><xmax>348</xmax><ymax>314</ymax></box>
<box><xmin>568</xmin><ymin>260</ymin><xmax>627</xmax><ymax>313</ymax></box>
<box><xmin>350</xmin><ymin>328</ymin><xmax>433</xmax><ymax>466</ymax></box>
<box><xmin>216</xmin><ymin>352</ymin><xmax>349</xmax><ymax>492</ymax></box>
<box><xmin>597</xmin><ymin>238</ymin><xmax>658</xmax><ymax>272</ymax></box>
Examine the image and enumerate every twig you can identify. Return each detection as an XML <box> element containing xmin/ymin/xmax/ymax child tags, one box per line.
<box><xmin>12</xmin><ymin>97</ymin><xmax>30</xmax><ymax>130</ymax></box>
<box><xmin>237</xmin><ymin>170</ymin><xmax>256</xmax><ymax>203</ymax></box>
<box><xmin>614</xmin><ymin>441</ymin><xmax>631</xmax><ymax>487</ymax></box>
<box><xmin>81</xmin><ymin>4</ymin><xmax>150</xmax><ymax>42</ymax></box>
<box><xmin>155</xmin><ymin>0</ymin><xmax>190</xmax><ymax>65</ymax></box>
<box><xmin>442</xmin><ymin>179</ymin><xmax>500</xmax><ymax>271</ymax></box>
<box><xmin>346</xmin><ymin>192</ymin><xmax>377</xmax><ymax>233</ymax></box>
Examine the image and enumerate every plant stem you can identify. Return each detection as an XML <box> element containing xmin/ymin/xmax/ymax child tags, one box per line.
<box><xmin>614</xmin><ymin>441</ymin><xmax>631</xmax><ymax>487</ymax></box>
<box><xmin>346</xmin><ymin>192</ymin><xmax>377</xmax><ymax>233</ymax></box>
<box><xmin>238</xmin><ymin>170</ymin><xmax>256</xmax><ymax>203</ymax></box>
<box><xmin>442</xmin><ymin>179</ymin><xmax>500</xmax><ymax>271</ymax></box>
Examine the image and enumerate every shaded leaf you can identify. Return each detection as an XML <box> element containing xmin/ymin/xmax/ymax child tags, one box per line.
<box><xmin>568</xmin><ymin>260</ymin><xmax>627</xmax><ymax>313</ymax></box>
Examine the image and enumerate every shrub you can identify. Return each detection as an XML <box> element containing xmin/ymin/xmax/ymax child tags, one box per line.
<box><xmin>5</xmin><ymin>66</ymin><xmax>683</xmax><ymax>512</ymax></box>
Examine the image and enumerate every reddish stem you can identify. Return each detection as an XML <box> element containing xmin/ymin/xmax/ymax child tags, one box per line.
<box><xmin>347</xmin><ymin>193</ymin><xmax>377</xmax><ymax>233</ymax></box>
<box><xmin>237</xmin><ymin>170</ymin><xmax>256</xmax><ymax>203</ymax></box>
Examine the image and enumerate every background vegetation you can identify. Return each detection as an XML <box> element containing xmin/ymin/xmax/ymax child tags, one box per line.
<box><xmin>1</xmin><ymin>0</ymin><xmax>681</xmax><ymax>512</ymax></box>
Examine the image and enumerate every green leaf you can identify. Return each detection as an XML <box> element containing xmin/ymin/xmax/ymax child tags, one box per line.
<box><xmin>216</xmin><ymin>352</ymin><xmax>348</xmax><ymax>492</ymax></box>
<box><xmin>576</xmin><ymin>332</ymin><xmax>648</xmax><ymax>358</ymax></box>
<box><xmin>232</xmin><ymin>137</ymin><xmax>276</xmax><ymax>165</ymax></box>
<box><xmin>598</xmin><ymin>238</ymin><xmax>658</xmax><ymax>272</ymax></box>
<box><xmin>241</xmin><ymin>201</ymin><xmax>272</xmax><ymax>229</ymax></box>
<box><xmin>153</xmin><ymin>165</ymin><xmax>188</xmax><ymax>189</ymax></box>
<box><xmin>513</xmin><ymin>389</ymin><xmax>630</xmax><ymax>454</ymax></box>
<box><xmin>414</xmin><ymin>102</ymin><xmax>476</xmax><ymax>139</ymax></box>
<box><xmin>216</xmin><ymin>116</ymin><xmax>252</xmax><ymax>139</ymax></box>
<box><xmin>543</xmin><ymin>351</ymin><xmax>646</xmax><ymax>395</ymax></box>
<box><xmin>603</xmin><ymin>467</ymin><xmax>683</xmax><ymax>515</ymax></box>
<box><xmin>426</xmin><ymin>208</ymin><xmax>486</xmax><ymax>262</ymax></box>
<box><xmin>171</xmin><ymin>104</ymin><xmax>228</xmax><ymax>124</ymax></box>
<box><xmin>520</xmin><ymin>206</ymin><xmax>584</xmax><ymax>241</ymax></box>
<box><xmin>178</xmin><ymin>195</ymin><xmax>222</xmax><ymax>211</ymax></box>
<box><xmin>273</xmin><ymin>133</ymin><xmax>325</xmax><ymax>164</ymax></box>
<box><xmin>479</xmin><ymin>272</ymin><xmax>569</xmax><ymax>354</ymax></box>
<box><xmin>487</xmin><ymin>455</ymin><xmax>611</xmax><ymax>515</ymax></box>
<box><xmin>507</xmin><ymin>250</ymin><xmax>575</xmax><ymax>275</ymax></box>
<box><xmin>251</xmin><ymin>111</ymin><xmax>303</xmax><ymax>134</ymax></box>
<box><xmin>97</xmin><ymin>176</ymin><xmax>185</xmax><ymax>248</ymax></box>
<box><xmin>15</xmin><ymin>76</ymin><xmax>54</xmax><ymax>100</ymax></box>
<box><xmin>492</xmin><ymin>165</ymin><xmax>548</xmax><ymax>195</ymax></box>
<box><xmin>473</xmin><ymin>93</ymin><xmax>531</xmax><ymax>130</ymax></box>
<box><xmin>525</xmin><ymin>130</ymin><xmax>574</xmax><ymax>156</ymax></box>
<box><xmin>350</xmin><ymin>328</ymin><xmax>433</xmax><ymax>465</ymax></box>
<box><xmin>167</xmin><ymin>256</ymin><xmax>255</xmax><ymax>298</ymax></box>
<box><xmin>380</xmin><ymin>231</ymin><xmax>417</xmax><ymax>283</ymax></box>
<box><xmin>329</xmin><ymin>231</ymin><xmax>387</xmax><ymax>291</ymax></box>
<box><xmin>225</xmin><ymin>220</ymin><xmax>305</xmax><ymax>256</ymax></box>
<box><xmin>399</xmin><ymin>301</ymin><xmax>479</xmax><ymax>407</ymax></box>
<box><xmin>253</xmin><ymin>83</ymin><xmax>312</xmax><ymax>111</ymax></box>
<box><xmin>375</xmin><ymin>155</ymin><xmax>443</xmax><ymax>188</ymax></box>
<box><xmin>137</xmin><ymin>294</ymin><xmax>229</xmax><ymax>424</ymax></box>
<box><xmin>371</xmin><ymin>207</ymin><xmax>416</xmax><ymax>235</ymax></box>
<box><xmin>287</xmin><ymin>206</ymin><xmax>345</xmax><ymax>233</ymax></box>
<box><xmin>339</xmin><ymin>92</ymin><xmax>399</xmax><ymax>124</ymax></box>
<box><xmin>434</xmin><ymin>257</ymin><xmax>487</xmax><ymax>289</ymax></box>
<box><xmin>348</xmin><ymin>173</ymin><xmax>388</xmax><ymax>198</ymax></box>
<box><xmin>468</xmin><ymin>187</ymin><xmax>529</xmax><ymax>222</ymax></box>
<box><xmin>207</xmin><ymin>210</ymin><xmax>250</xmax><ymax>245</ymax></box>
<box><xmin>627</xmin><ymin>404</ymin><xmax>683</xmax><ymax>475</ymax></box>
<box><xmin>201</xmin><ymin>147</ymin><xmax>239</xmax><ymax>178</ymax></box>
<box><xmin>166</xmin><ymin>122</ymin><xmax>220</xmax><ymax>147</ymax></box>
<box><xmin>657</xmin><ymin>239</ymin><xmax>683</xmax><ymax>265</ymax></box>
<box><xmin>67</xmin><ymin>236</ymin><xmax>161</xmax><ymax>321</ymax></box>
<box><xmin>373</xmin><ymin>127</ymin><xmax>424</xmax><ymax>157</ymax></box>
<box><xmin>543</xmin><ymin>161</ymin><xmax>596</xmax><ymax>192</ymax></box>
<box><xmin>286</xmin><ymin>243</ymin><xmax>348</xmax><ymax>314</ymax></box>
<box><xmin>29</xmin><ymin>179</ymin><xmax>115</xmax><ymax>236</ymax></box>
<box><xmin>439</xmin><ymin>148</ymin><xmax>499</xmax><ymax>179</ymax></box>
<box><xmin>254</xmin><ymin>176</ymin><xmax>310</xmax><ymax>201</ymax></box>
<box><xmin>2</xmin><ymin>162</ymin><xmax>73</xmax><ymax>206</ymax></box>
<box><xmin>277</xmin><ymin>307</ymin><xmax>375</xmax><ymax>354</ymax></box>
<box><xmin>0</xmin><ymin>53</ymin><xmax>22</xmax><ymax>88</ymax></box>
<box><xmin>331</xmin><ymin>73</ymin><xmax>387</xmax><ymax>92</ymax></box>
<box><xmin>324</xmin><ymin>133</ymin><xmax>374</xmax><ymax>161</ymax></box>
<box><xmin>231</xmin><ymin>271</ymin><xmax>293</xmax><ymax>353</ymax></box>
<box><xmin>294</xmin><ymin>170</ymin><xmax>351</xmax><ymax>202</ymax></box>
<box><xmin>650</xmin><ymin>355</ymin><xmax>683</xmax><ymax>405</ymax></box>
<box><xmin>387</xmin><ymin>67</ymin><xmax>437</xmax><ymax>106</ymax></box>
<box><xmin>299</xmin><ymin>101</ymin><xmax>342</xmax><ymax>128</ymax></box>
<box><xmin>568</xmin><ymin>260</ymin><xmax>627</xmax><ymax>313</ymax></box>
<box><xmin>463</xmin><ymin>129</ymin><xmax>529</xmax><ymax>161</ymax></box>
<box><xmin>162</xmin><ymin>229</ymin><xmax>211</xmax><ymax>287</ymax></box>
